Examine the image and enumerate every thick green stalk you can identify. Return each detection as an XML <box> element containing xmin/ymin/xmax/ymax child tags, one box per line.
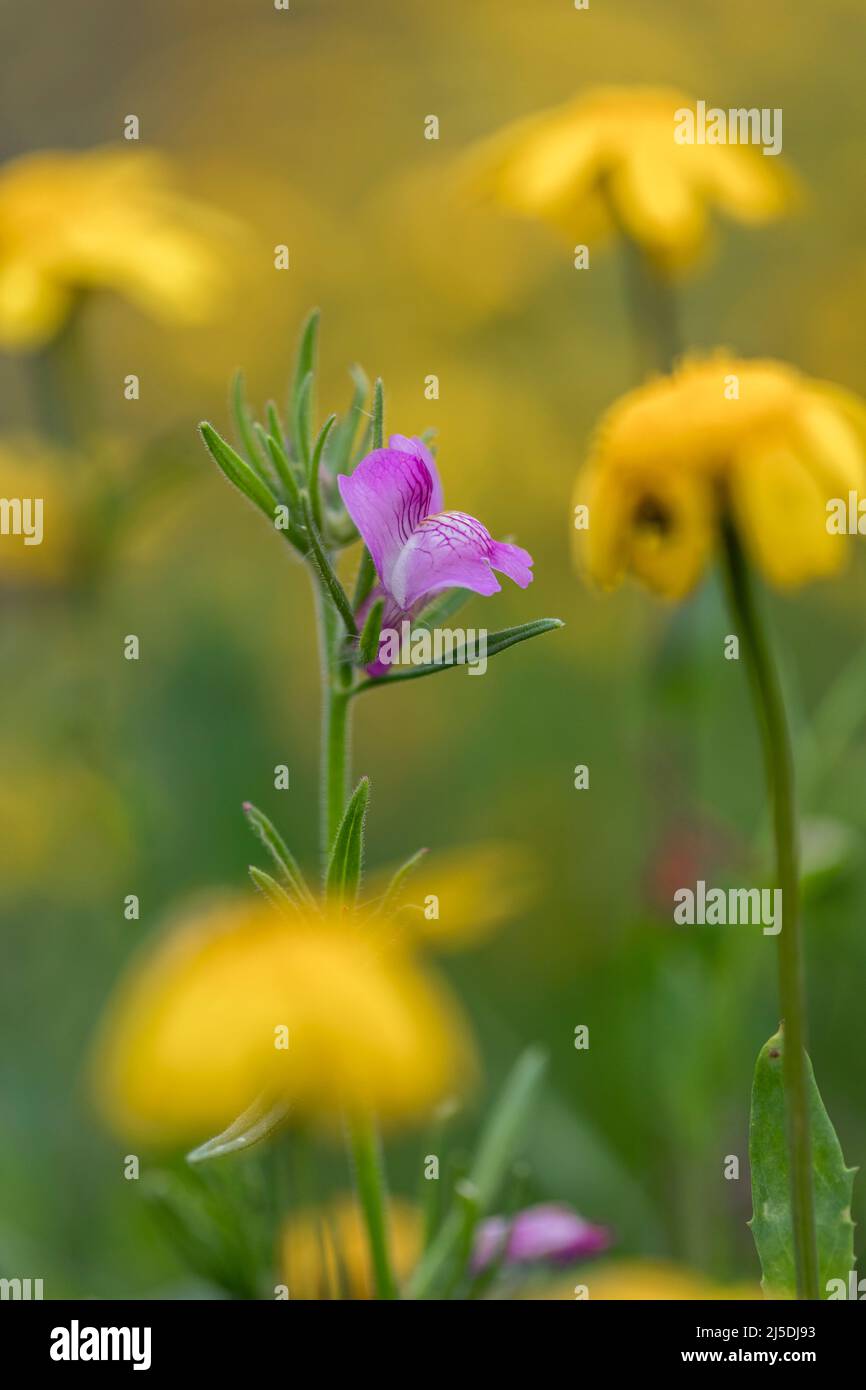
<box><xmin>312</xmin><ymin>567</ymin><xmax>397</xmax><ymax>1300</ymax></box>
<box><xmin>720</xmin><ymin>520</ymin><xmax>819</xmax><ymax>1300</ymax></box>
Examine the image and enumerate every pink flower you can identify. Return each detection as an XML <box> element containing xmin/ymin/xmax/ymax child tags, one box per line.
<box><xmin>471</xmin><ymin>1202</ymin><xmax>611</xmax><ymax>1274</ymax></box>
<box><xmin>338</xmin><ymin>435</ymin><xmax>533</xmax><ymax>674</ymax></box>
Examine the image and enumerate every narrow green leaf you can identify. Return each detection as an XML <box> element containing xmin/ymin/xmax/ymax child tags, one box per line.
<box><xmin>353</xmin><ymin>618</ymin><xmax>564</xmax><ymax>692</ymax></box>
<box><xmin>371</xmin><ymin>376</ymin><xmax>384</xmax><ymax>450</ymax></box>
<box><xmin>373</xmin><ymin>846</ymin><xmax>428</xmax><ymax>917</ymax></box>
<box><xmin>242</xmin><ymin>801</ymin><xmax>316</xmax><ymax>908</ymax></box>
<box><xmin>253</xmin><ymin>422</ymin><xmax>301</xmax><ymax>513</ymax></box>
<box><xmin>408</xmin><ymin>1046</ymin><xmax>548</xmax><ymax>1299</ymax></box>
<box><xmin>358</xmin><ymin>597</ymin><xmax>385</xmax><ymax>666</ymax></box>
<box><xmin>186</xmin><ymin>1093</ymin><xmax>290</xmax><ymax>1165</ymax></box>
<box><xmin>230</xmin><ymin>370</ymin><xmax>270</xmax><ymax>481</ymax></box>
<box><xmin>326</xmin><ymin>776</ymin><xmax>370</xmax><ymax>906</ymax></box>
<box><xmin>309</xmin><ymin>412</ymin><xmax>336</xmax><ymax>530</ymax></box>
<box><xmin>749</xmin><ymin>1027</ymin><xmax>857</xmax><ymax>1299</ymax></box>
<box><xmin>300</xmin><ymin>492</ymin><xmax>358</xmax><ymax>636</ymax></box>
<box><xmin>199</xmin><ymin>423</ymin><xmax>278</xmax><ymax>521</ymax></box>
<box><xmin>249</xmin><ymin>865</ymin><xmax>297</xmax><ymax>913</ymax></box>
<box><xmin>293</xmin><ymin>369</ymin><xmax>313</xmax><ymax>471</ymax></box>
<box><xmin>330</xmin><ymin>364</ymin><xmax>369</xmax><ymax>475</ymax></box>
<box><xmin>290</xmin><ymin>307</ymin><xmax>319</xmax><ymax>416</ymax></box>
<box><xmin>266</xmin><ymin>400</ymin><xmax>288</xmax><ymax>455</ymax></box>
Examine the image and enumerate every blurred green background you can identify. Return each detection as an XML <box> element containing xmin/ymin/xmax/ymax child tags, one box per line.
<box><xmin>1</xmin><ymin>0</ymin><xmax>865</xmax><ymax>1296</ymax></box>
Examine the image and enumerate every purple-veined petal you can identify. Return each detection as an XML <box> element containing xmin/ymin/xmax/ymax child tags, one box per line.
<box><xmin>337</xmin><ymin>436</ymin><xmax>444</xmax><ymax>590</ymax></box>
<box><xmin>389</xmin><ymin>510</ymin><xmax>534</xmax><ymax>611</ymax></box>
<box><xmin>471</xmin><ymin>1203</ymin><xmax>611</xmax><ymax>1275</ymax></box>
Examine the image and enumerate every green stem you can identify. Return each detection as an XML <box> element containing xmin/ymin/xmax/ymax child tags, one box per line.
<box><xmin>347</xmin><ymin>1115</ymin><xmax>398</xmax><ymax>1301</ymax></box>
<box><xmin>720</xmin><ymin>519</ymin><xmax>819</xmax><ymax>1301</ymax></box>
<box><xmin>312</xmin><ymin>569</ymin><xmax>397</xmax><ymax>1300</ymax></box>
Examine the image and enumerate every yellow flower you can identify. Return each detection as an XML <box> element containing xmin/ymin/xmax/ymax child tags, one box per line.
<box><xmin>530</xmin><ymin>1258</ymin><xmax>760</xmax><ymax>1300</ymax></box>
<box><xmin>366</xmin><ymin>841</ymin><xmax>536</xmax><ymax>952</ymax></box>
<box><xmin>0</xmin><ymin>147</ymin><xmax>240</xmax><ymax>349</ymax></box>
<box><xmin>463</xmin><ymin>86</ymin><xmax>795</xmax><ymax>271</ymax></box>
<box><xmin>0</xmin><ymin>438</ymin><xmax>78</xmax><ymax>584</ymax></box>
<box><xmin>93</xmin><ymin>897</ymin><xmax>476</xmax><ymax>1144</ymax></box>
<box><xmin>575</xmin><ymin>355</ymin><xmax>866</xmax><ymax>598</ymax></box>
<box><xmin>281</xmin><ymin>1194</ymin><xmax>421</xmax><ymax>1299</ymax></box>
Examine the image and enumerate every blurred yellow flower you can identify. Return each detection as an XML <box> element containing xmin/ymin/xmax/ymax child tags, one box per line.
<box><xmin>93</xmin><ymin>897</ymin><xmax>475</xmax><ymax>1144</ymax></box>
<box><xmin>0</xmin><ymin>438</ymin><xmax>78</xmax><ymax>584</ymax></box>
<box><xmin>531</xmin><ymin>1258</ymin><xmax>759</xmax><ymax>1300</ymax></box>
<box><xmin>282</xmin><ymin>1194</ymin><xmax>421</xmax><ymax>1299</ymax></box>
<box><xmin>575</xmin><ymin>356</ymin><xmax>866</xmax><ymax>598</ymax></box>
<box><xmin>463</xmin><ymin>86</ymin><xmax>795</xmax><ymax>271</ymax></box>
<box><xmin>0</xmin><ymin>147</ymin><xmax>240</xmax><ymax>349</ymax></box>
<box><xmin>367</xmin><ymin>841</ymin><xmax>536</xmax><ymax>951</ymax></box>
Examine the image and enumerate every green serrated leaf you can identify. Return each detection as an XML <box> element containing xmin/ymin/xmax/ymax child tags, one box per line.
<box><xmin>749</xmin><ymin>1027</ymin><xmax>857</xmax><ymax>1299</ymax></box>
<box><xmin>353</xmin><ymin>618</ymin><xmax>564</xmax><ymax>692</ymax></box>
<box><xmin>199</xmin><ymin>423</ymin><xmax>278</xmax><ymax>521</ymax></box>
<box><xmin>186</xmin><ymin>1094</ymin><xmax>291</xmax><ymax>1165</ymax></box>
<box><xmin>326</xmin><ymin>777</ymin><xmax>370</xmax><ymax>906</ymax></box>
<box><xmin>242</xmin><ymin>801</ymin><xmax>316</xmax><ymax>908</ymax></box>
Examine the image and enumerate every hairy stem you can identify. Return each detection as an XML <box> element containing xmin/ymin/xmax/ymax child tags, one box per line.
<box><xmin>312</xmin><ymin>566</ymin><xmax>397</xmax><ymax>1299</ymax></box>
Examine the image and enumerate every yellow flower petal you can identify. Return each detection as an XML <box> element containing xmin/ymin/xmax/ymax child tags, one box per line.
<box><xmin>93</xmin><ymin>898</ymin><xmax>476</xmax><ymax>1143</ymax></box>
<box><xmin>0</xmin><ymin>146</ymin><xmax>242</xmax><ymax>349</ymax></box>
<box><xmin>370</xmin><ymin>841</ymin><xmax>537</xmax><ymax>952</ymax></box>
<box><xmin>530</xmin><ymin>1258</ymin><xmax>760</xmax><ymax>1300</ymax></box>
<box><xmin>576</xmin><ymin>355</ymin><xmax>866</xmax><ymax>597</ymax></box>
<box><xmin>281</xmin><ymin>1195</ymin><xmax>421</xmax><ymax>1299</ymax></box>
<box><xmin>731</xmin><ymin>439</ymin><xmax>843</xmax><ymax>588</ymax></box>
<box><xmin>462</xmin><ymin>86</ymin><xmax>793</xmax><ymax>271</ymax></box>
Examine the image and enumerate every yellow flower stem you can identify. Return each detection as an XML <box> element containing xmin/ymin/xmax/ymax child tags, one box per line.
<box><xmin>29</xmin><ymin>291</ymin><xmax>91</xmax><ymax>445</ymax></box>
<box><xmin>314</xmin><ymin>570</ymin><xmax>398</xmax><ymax>1300</ymax></box>
<box><xmin>720</xmin><ymin>518</ymin><xmax>819</xmax><ymax>1301</ymax></box>
<box><xmin>600</xmin><ymin>180</ymin><xmax>680</xmax><ymax>377</ymax></box>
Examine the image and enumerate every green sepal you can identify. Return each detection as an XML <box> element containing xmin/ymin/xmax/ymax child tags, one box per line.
<box><xmin>325</xmin><ymin>776</ymin><xmax>370</xmax><ymax>907</ymax></box>
<box><xmin>749</xmin><ymin>1027</ymin><xmax>857</xmax><ymax>1299</ymax></box>
<box><xmin>413</xmin><ymin>588</ymin><xmax>473</xmax><ymax>632</ymax></box>
<box><xmin>358</xmin><ymin>597</ymin><xmax>385</xmax><ymax>666</ymax></box>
